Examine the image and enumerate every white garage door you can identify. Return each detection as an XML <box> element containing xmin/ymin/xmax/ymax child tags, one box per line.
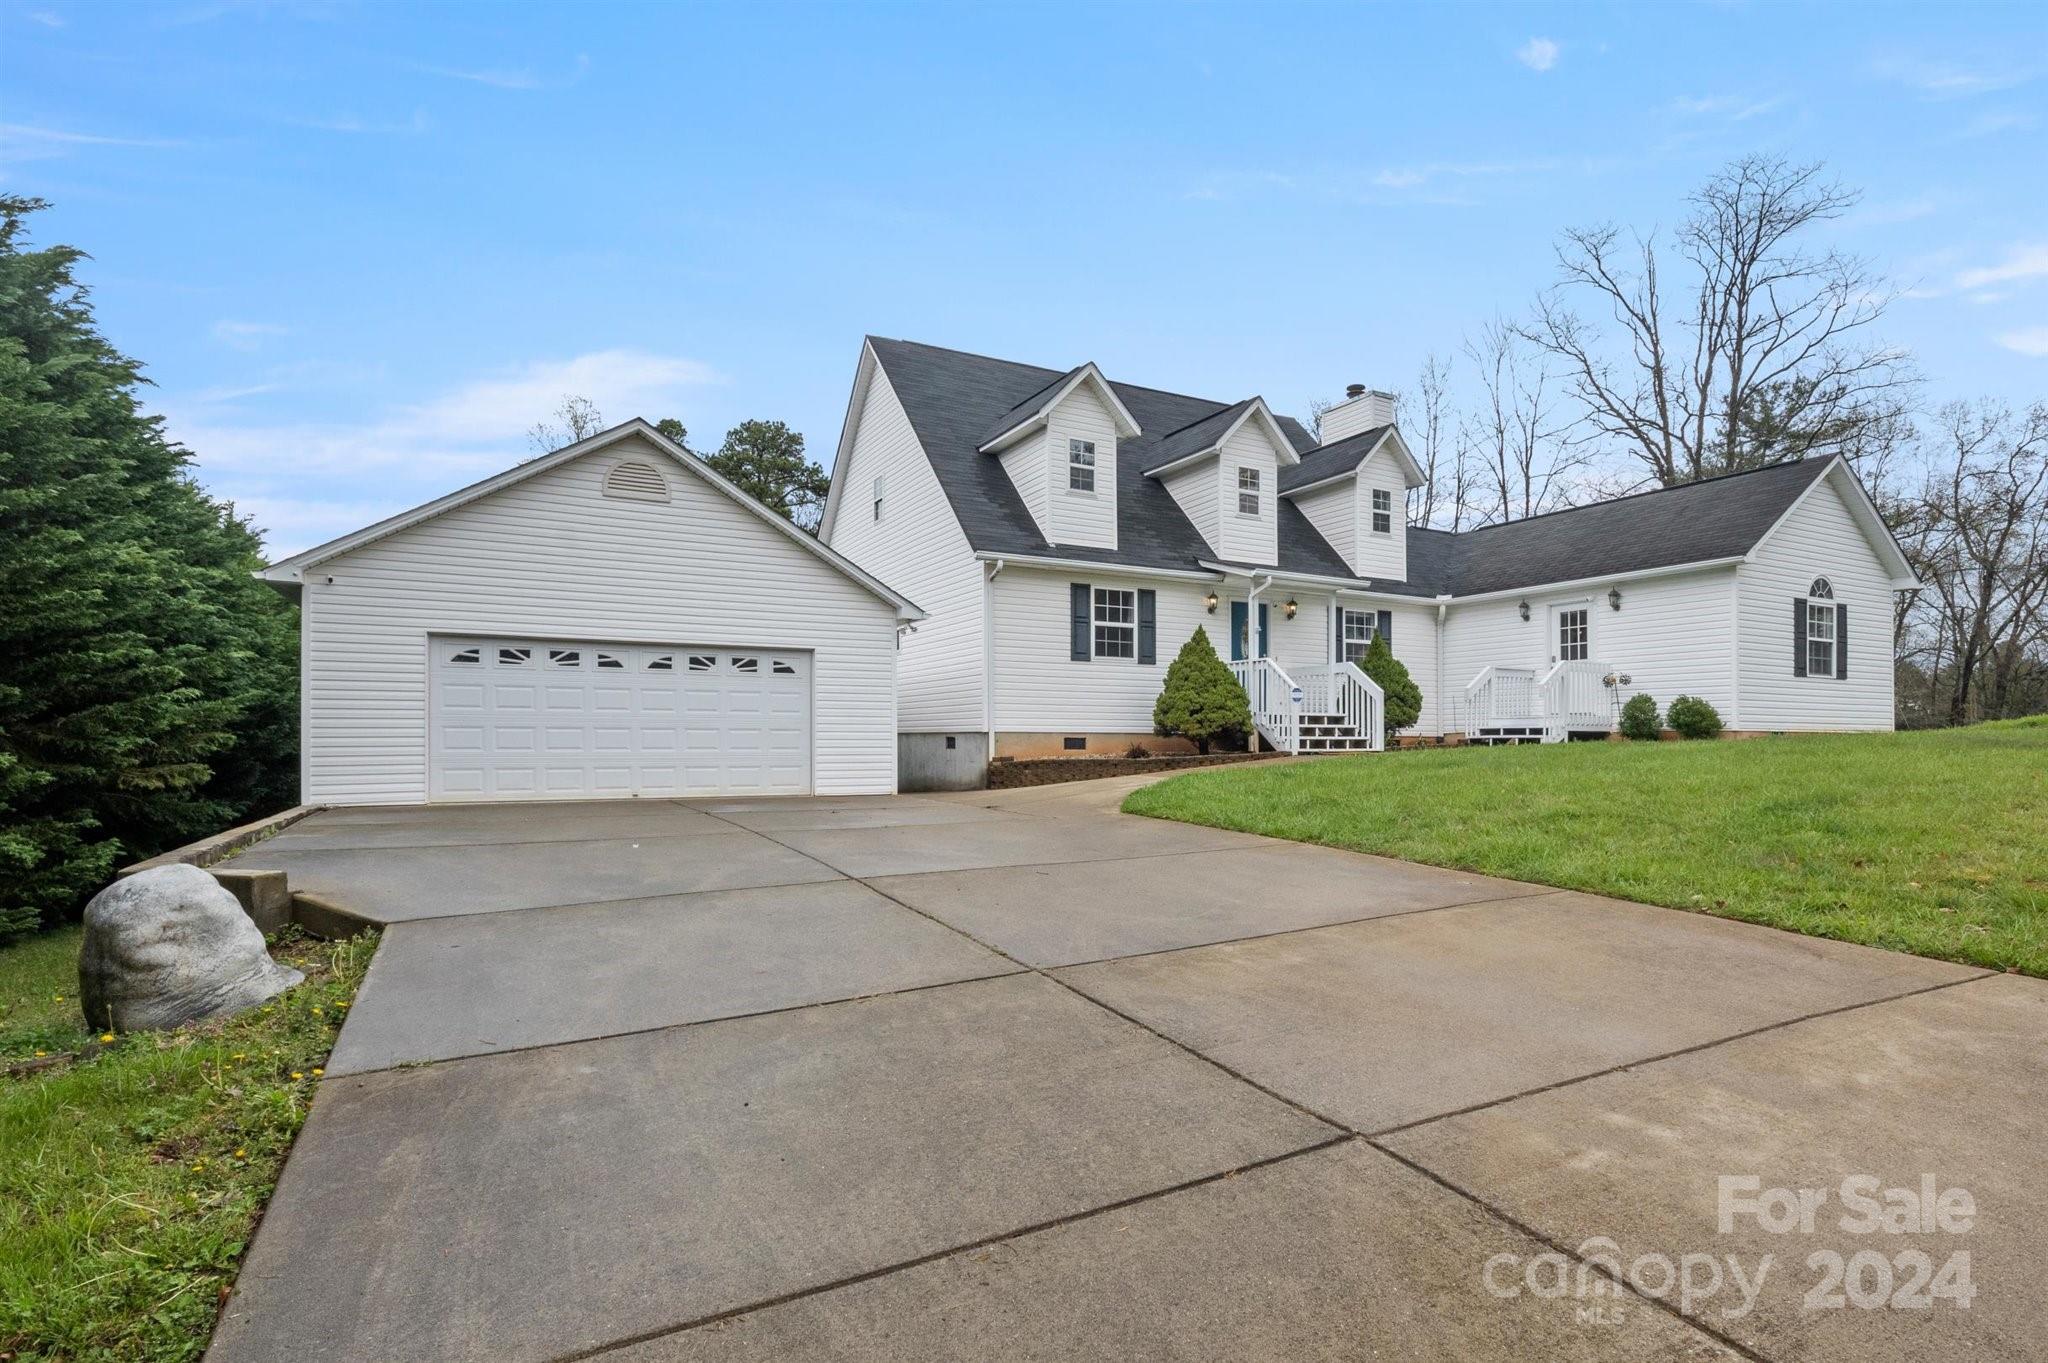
<box><xmin>428</xmin><ymin>636</ymin><xmax>811</xmax><ymax>801</ymax></box>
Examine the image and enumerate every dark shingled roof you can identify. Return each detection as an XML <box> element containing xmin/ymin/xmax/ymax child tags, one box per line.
<box><xmin>863</xmin><ymin>337</ymin><xmax>1837</xmax><ymax>598</ymax></box>
<box><xmin>1142</xmin><ymin>398</ymin><xmax>1262</xmax><ymax>474</ymax></box>
<box><xmin>976</xmin><ymin>363</ymin><xmax>1088</xmax><ymax>448</ymax></box>
<box><xmin>1278</xmin><ymin>425</ymin><xmax>1394</xmax><ymax>494</ymax></box>
<box><xmin>1424</xmin><ymin>457</ymin><xmax>1833</xmax><ymax>596</ymax></box>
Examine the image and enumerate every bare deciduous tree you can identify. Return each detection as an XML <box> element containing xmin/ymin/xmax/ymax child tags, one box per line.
<box><xmin>528</xmin><ymin>395</ymin><xmax>606</xmax><ymax>453</ymax></box>
<box><xmin>1904</xmin><ymin>402</ymin><xmax>2048</xmax><ymax>725</ymax></box>
<box><xmin>1405</xmin><ymin>352</ymin><xmax>1457</xmax><ymax>527</ymax></box>
<box><xmin>1463</xmin><ymin>319</ymin><xmax>1583</xmax><ymax>524</ymax></box>
<box><xmin>1524</xmin><ymin>155</ymin><xmax>1914</xmax><ymax>486</ymax></box>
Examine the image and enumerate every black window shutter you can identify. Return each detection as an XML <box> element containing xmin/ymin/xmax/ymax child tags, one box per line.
<box><xmin>1792</xmin><ymin>599</ymin><xmax>1807</xmax><ymax>677</ymax></box>
<box><xmin>1137</xmin><ymin>589</ymin><xmax>1157</xmax><ymax>664</ymax></box>
<box><xmin>1332</xmin><ymin>606</ymin><xmax>1342</xmax><ymax>662</ymax></box>
<box><xmin>1836</xmin><ymin>602</ymin><xmax>1848</xmax><ymax>679</ymax></box>
<box><xmin>1070</xmin><ymin>583</ymin><xmax>1091</xmax><ymax>661</ymax></box>
<box><xmin>1377</xmin><ymin>610</ymin><xmax>1393</xmax><ymax>649</ymax></box>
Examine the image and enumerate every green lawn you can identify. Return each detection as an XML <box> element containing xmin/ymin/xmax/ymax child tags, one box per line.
<box><xmin>1</xmin><ymin>925</ymin><xmax>375</xmax><ymax>1362</ymax></box>
<box><xmin>1123</xmin><ymin>717</ymin><xmax>2048</xmax><ymax>977</ymax></box>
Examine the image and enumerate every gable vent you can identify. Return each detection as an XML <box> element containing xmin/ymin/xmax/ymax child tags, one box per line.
<box><xmin>603</xmin><ymin>460</ymin><xmax>669</xmax><ymax>503</ymax></box>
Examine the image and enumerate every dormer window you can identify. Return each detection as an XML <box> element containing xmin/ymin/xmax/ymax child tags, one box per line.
<box><xmin>1068</xmin><ymin>439</ymin><xmax>1096</xmax><ymax>493</ymax></box>
<box><xmin>1372</xmin><ymin>488</ymin><xmax>1393</xmax><ymax>534</ymax></box>
<box><xmin>1237</xmin><ymin>467</ymin><xmax>1261</xmax><ymax>516</ymax></box>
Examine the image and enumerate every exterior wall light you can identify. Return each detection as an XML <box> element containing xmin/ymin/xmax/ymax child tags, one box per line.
<box><xmin>1204</xmin><ymin>591</ymin><xmax>1219</xmax><ymax>613</ymax></box>
<box><xmin>1283</xmin><ymin>597</ymin><xmax>1298</xmax><ymax>619</ymax></box>
<box><xmin>1609</xmin><ymin>587</ymin><xmax>1623</xmax><ymax>611</ymax></box>
<box><xmin>1518</xmin><ymin>600</ymin><xmax>1531</xmax><ymax>621</ymax></box>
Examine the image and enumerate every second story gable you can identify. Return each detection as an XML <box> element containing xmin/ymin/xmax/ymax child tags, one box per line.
<box><xmin>978</xmin><ymin>362</ymin><xmax>1140</xmax><ymax>552</ymax></box>
<box><xmin>1144</xmin><ymin>398</ymin><xmax>1300</xmax><ymax>567</ymax></box>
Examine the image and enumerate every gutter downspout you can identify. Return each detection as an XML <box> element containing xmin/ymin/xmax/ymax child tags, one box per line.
<box><xmin>1435</xmin><ymin>595</ymin><xmax>1451</xmax><ymax>739</ymax></box>
<box><xmin>982</xmin><ymin>558</ymin><xmax>1004</xmax><ymax>763</ymax></box>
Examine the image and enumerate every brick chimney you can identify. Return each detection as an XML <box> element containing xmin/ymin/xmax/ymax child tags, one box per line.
<box><xmin>1320</xmin><ymin>384</ymin><xmax>1397</xmax><ymax>444</ymax></box>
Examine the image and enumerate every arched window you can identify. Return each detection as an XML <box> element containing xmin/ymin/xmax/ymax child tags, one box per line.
<box><xmin>1808</xmin><ymin>577</ymin><xmax>1833</xmax><ymax>599</ymax></box>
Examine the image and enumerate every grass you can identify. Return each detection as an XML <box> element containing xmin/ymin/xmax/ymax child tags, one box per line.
<box><xmin>0</xmin><ymin>924</ymin><xmax>376</xmax><ymax>1362</ymax></box>
<box><xmin>1123</xmin><ymin>717</ymin><xmax>2048</xmax><ymax>977</ymax></box>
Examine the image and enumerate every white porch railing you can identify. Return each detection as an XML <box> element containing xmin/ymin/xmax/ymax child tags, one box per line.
<box><xmin>1226</xmin><ymin>657</ymin><xmax>1384</xmax><ymax>755</ymax></box>
<box><xmin>1460</xmin><ymin>660</ymin><xmax>1616</xmax><ymax>741</ymax></box>
<box><xmin>1296</xmin><ymin>661</ymin><xmax>1386</xmax><ymax>752</ymax></box>
<box><xmin>1227</xmin><ymin>656</ymin><xmax>1300</xmax><ymax>754</ymax></box>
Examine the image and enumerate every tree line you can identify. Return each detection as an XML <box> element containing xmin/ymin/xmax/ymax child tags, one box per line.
<box><xmin>1368</xmin><ymin>155</ymin><xmax>2046</xmax><ymax>728</ymax></box>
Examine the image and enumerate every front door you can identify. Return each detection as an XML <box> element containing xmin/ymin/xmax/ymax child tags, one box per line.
<box><xmin>1228</xmin><ymin>601</ymin><xmax>1269</xmax><ymax>661</ymax></box>
<box><xmin>1548</xmin><ymin>604</ymin><xmax>1591</xmax><ymax>667</ymax></box>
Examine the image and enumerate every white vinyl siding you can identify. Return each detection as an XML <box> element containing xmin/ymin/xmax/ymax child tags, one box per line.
<box><xmin>997</xmin><ymin>433</ymin><xmax>1049</xmax><ymax>539</ymax></box>
<box><xmin>1161</xmin><ymin>459</ymin><xmax>1220</xmax><ymax>554</ymax></box>
<box><xmin>1291</xmin><ymin>480</ymin><xmax>1356</xmax><ymax>573</ymax></box>
<box><xmin>299</xmin><ymin>434</ymin><xmax>900</xmax><ymax>803</ymax></box>
<box><xmin>1043</xmin><ymin>382</ymin><xmax>1119</xmax><ymax>550</ymax></box>
<box><xmin>823</xmin><ymin>362</ymin><xmax>987</xmax><ymax>732</ymax></box>
<box><xmin>1736</xmin><ymin>469</ymin><xmax>1896</xmax><ymax>731</ymax></box>
<box><xmin>1438</xmin><ymin>567</ymin><xmax>1737</xmax><ymax>735</ymax></box>
<box><xmin>1348</xmin><ymin>446</ymin><xmax>1409</xmax><ymax>582</ymax></box>
<box><xmin>991</xmin><ymin>569</ymin><xmax>1209</xmax><ymax>732</ymax></box>
<box><xmin>1215</xmin><ymin>422</ymin><xmax>1279</xmax><ymax>565</ymax></box>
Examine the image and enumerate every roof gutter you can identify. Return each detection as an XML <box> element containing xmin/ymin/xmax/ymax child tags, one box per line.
<box><xmin>973</xmin><ymin>551</ymin><xmax>1220</xmax><ymax>583</ymax></box>
<box><xmin>1196</xmin><ymin>560</ymin><xmax>1376</xmax><ymax>593</ymax></box>
<box><xmin>1444</xmin><ymin>555</ymin><xmax>1747</xmax><ymax>606</ymax></box>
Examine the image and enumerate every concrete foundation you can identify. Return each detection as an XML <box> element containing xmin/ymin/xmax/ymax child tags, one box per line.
<box><xmin>897</xmin><ymin>731</ymin><xmax>990</xmax><ymax>792</ymax></box>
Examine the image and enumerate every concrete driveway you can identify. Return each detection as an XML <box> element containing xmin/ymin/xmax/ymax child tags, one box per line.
<box><xmin>210</xmin><ymin>779</ymin><xmax>2044</xmax><ymax>1363</ymax></box>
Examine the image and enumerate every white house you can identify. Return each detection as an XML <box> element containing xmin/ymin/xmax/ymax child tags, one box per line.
<box><xmin>820</xmin><ymin>337</ymin><xmax>1920</xmax><ymax>789</ymax></box>
<box><xmin>261</xmin><ymin>420</ymin><xmax>923</xmax><ymax>805</ymax></box>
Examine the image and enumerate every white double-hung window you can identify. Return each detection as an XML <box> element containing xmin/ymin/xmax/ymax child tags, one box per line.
<box><xmin>1807</xmin><ymin>601</ymin><xmax>1836</xmax><ymax>676</ymax></box>
<box><xmin>1093</xmin><ymin>587</ymin><xmax>1136</xmax><ymax>658</ymax></box>
<box><xmin>1069</xmin><ymin>439</ymin><xmax>1096</xmax><ymax>492</ymax></box>
<box><xmin>1237</xmin><ymin>467</ymin><xmax>1261</xmax><ymax>515</ymax></box>
<box><xmin>1341</xmin><ymin>608</ymin><xmax>1376</xmax><ymax>663</ymax></box>
<box><xmin>1372</xmin><ymin>488</ymin><xmax>1393</xmax><ymax>534</ymax></box>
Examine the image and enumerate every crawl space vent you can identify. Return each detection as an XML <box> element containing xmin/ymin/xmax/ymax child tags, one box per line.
<box><xmin>603</xmin><ymin>460</ymin><xmax>669</xmax><ymax>503</ymax></box>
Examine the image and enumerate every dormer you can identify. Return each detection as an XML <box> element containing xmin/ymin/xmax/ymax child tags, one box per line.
<box><xmin>978</xmin><ymin>362</ymin><xmax>1139</xmax><ymax>551</ymax></box>
<box><xmin>1143</xmin><ymin>397</ymin><xmax>1300</xmax><ymax>566</ymax></box>
<box><xmin>1280</xmin><ymin>386</ymin><xmax>1426</xmax><ymax>581</ymax></box>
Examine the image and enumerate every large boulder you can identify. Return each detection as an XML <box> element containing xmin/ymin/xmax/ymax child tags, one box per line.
<box><xmin>78</xmin><ymin>864</ymin><xmax>303</xmax><ymax>1032</ymax></box>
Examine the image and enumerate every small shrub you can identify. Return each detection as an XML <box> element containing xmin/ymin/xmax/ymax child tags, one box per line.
<box><xmin>1360</xmin><ymin>631</ymin><xmax>1423</xmax><ymax>734</ymax></box>
<box><xmin>1152</xmin><ymin>626</ymin><xmax>1251</xmax><ymax>754</ymax></box>
<box><xmin>1124</xmin><ymin>743</ymin><xmax>1152</xmax><ymax>759</ymax></box>
<box><xmin>1619</xmin><ymin>693</ymin><xmax>1662</xmax><ymax>741</ymax></box>
<box><xmin>1666</xmin><ymin>695</ymin><xmax>1724</xmax><ymax>740</ymax></box>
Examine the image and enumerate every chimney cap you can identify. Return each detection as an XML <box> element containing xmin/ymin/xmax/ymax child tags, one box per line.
<box><xmin>1344</xmin><ymin>383</ymin><xmax>1366</xmax><ymax>399</ymax></box>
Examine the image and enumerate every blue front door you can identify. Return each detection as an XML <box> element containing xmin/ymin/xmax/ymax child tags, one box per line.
<box><xmin>1228</xmin><ymin>601</ymin><xmax>1268</xmax><ymax>660</ymax></box>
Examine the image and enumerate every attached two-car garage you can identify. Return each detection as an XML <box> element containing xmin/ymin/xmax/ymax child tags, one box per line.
<box><xmin>261</xmin><ymin>421</ymin><xmax>921</xmax><ymax>806</ymax></box>
<box><xmin>429</xmin><ymin>637</ymin><xmax>811</xmax><ymax>801</ymax></box>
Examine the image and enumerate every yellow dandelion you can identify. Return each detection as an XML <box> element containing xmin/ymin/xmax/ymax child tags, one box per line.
<box><xmin>34</xmin><ymin>1050</ymin><xmax>46</xmax><ymax>1058</ymax></box>
<box><xmin>234</xmin><ymin>1148</ymin><xmax>247</xmax><ymax>1158</ymax></box>
<box><xmin>100</xmin><ymin>1033</ymin><xmax>116</xmax><ymax>1043</ymax></box>
<box><xmin>290</xmin><ymin>1071</ymin><xmax>304</xmax><ymax>1080</ymax></box>
<box><xmin>310</xmin><ymin>1006</ymin><xmax>323</xmax><ymax>1015</ymax></box>
<box><xmin>311</xmin><ymin>1067</ymin><xmax>324</xmax><ymax>1077</ymax></box>
<box><xmin>53</xmin><ymin>994</ymin><xmax>64</xmax><ymax>1002</ymax></box>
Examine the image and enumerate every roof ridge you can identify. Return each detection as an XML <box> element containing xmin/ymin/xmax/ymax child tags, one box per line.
<box><xmin>870</xmin><ymin>335</ymin><xmax>1279</xmax><ymax>423</ymax></box>
<box><xmin>1152</xmin><ymin>395</ymin><xmax>1257</xmax><ymax>442</ymax></box>
<box><xmin>1453</xmin><ymin>455</ymin><xmax>1835</xmax><ymax>536</ymax></box>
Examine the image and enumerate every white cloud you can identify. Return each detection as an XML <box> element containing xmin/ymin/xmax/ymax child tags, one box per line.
<box><xmin>1515</xmin><ymin>37</ymin><xmax>1560</xmax><ymax>72</ymax></box>
<box><xmin>191</xmin><ymin>381</ymin><xmax>282</xmax><ymax>404</ymax></box>
<box><xmin>1995</xmin><ymin>327</ymin><xmax>2048</xmax><ymax>358</ymax></box>
<box><xmin>1957</xmin><ymin>110</ymin><xmax>2038</xmax><ymax>138</ymax></box>
<box><xmin>414</xmin><ymin>53</ymin><xmax>589</xmax><ymax>91</ymax></box>
<box><xmin>1671</xmin><ymin>93</ymin><xmax>1786</xmax><ymax>121</ymax></box>
<box><xmin>212</xmin><ymin>319</ymin><xmax>290</xmax><ymax>351</ymax></box>
<box><xmin>1871</xmin><ymin>55</ymin><xmax>2036</xmax><ymax>99</ymax></box>
<box><xmin>1956</xmin><ymin>243</ymin><xmax>2048</xmax><ymax>290</ymax></box>
<box><xmin>0</xmin><ymin>122</ymin><xmax>183</xmax><ymax>162</ymax></box>
<box><xmin>26</xmin><ymin>10</ymin><xmax>64</xmax><ymax>26</ymax></box>
<box><xmin>164</xmin><ymin>348</ymin><xmax>722</xmax><ymax>557</ymax></box>
<box><xmin>299</xmin><ymin>109</ymin><xmax>431</xmax><ymax>136</ymax></box>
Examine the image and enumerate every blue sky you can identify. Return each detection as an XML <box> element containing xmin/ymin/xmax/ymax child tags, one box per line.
<box><xmin>5</xmin><ymin>0</ymin><xmax>2045</xmax><ymax>555</ymax></box>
